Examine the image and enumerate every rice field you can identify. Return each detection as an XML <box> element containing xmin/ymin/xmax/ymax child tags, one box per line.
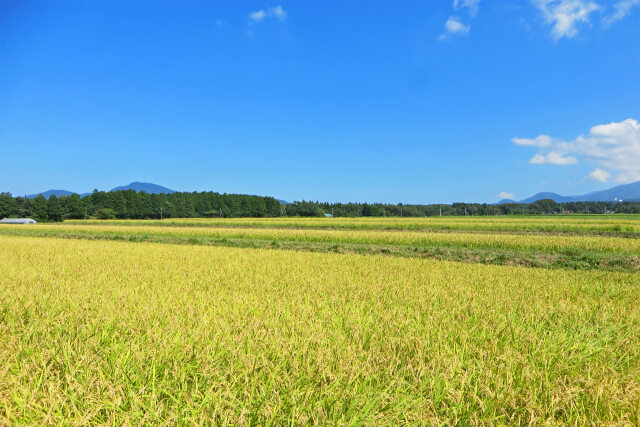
<box><xmin>2</xmin><ymin>222</ymin><xmax>639</xmax><ymax>255</ymax></box>
<box><xmin>66</xmin><ymin>214</ymin><xmax>640</xmax><ymax>234</ymax></box>
<box><xmin>0</xmin><ymin>216</ymin><xmax>639</xmax><ymax>424</ymax></box>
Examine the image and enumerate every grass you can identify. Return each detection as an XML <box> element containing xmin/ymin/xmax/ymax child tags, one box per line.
<box><xmin>0</xmin><ymin>235</ymin><xmax>639</xmax><ymax>424</ymax></box>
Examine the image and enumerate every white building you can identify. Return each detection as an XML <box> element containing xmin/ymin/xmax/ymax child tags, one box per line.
<box><xmin>0</xmin><ymin>218</ymin><xmax>37</xmax><ymax>224</ymax></box>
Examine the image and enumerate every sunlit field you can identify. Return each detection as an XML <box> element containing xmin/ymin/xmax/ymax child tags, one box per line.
<box><xmin>1</xmin><ymin>216</ymin><xmax>639</xmax><ymax>423</ymax></box>
<box><xmin>66</xmin><ymin>214</ymin><xmax>640</xmax><ymax>234</ymax></box>
<box><xmin>2</xmin><ymin>222</ymin><xmax>640</xmax><ymax>255</ymax></box>
<box><xmin>3</xmin><ymin>215</ymin><xmax>640</xmax><ymax>272</ymax></box>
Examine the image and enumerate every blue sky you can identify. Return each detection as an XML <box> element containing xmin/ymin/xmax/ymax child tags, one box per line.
<box><xmin>1</xmin><ymin>0</ymin><xmax>639</xmax><ymax>203</ymax></box>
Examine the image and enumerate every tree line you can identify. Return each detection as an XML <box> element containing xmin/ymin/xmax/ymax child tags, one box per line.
<box><xmin>1</xmin><ymin>191</ymin><xmax>639</xmax><ymax>222</ymax></box>
<box><xmin>0</xmin><ymin>190</ymin><xmax>282</xmax><ymax>222</ymax></box>
<box><xmin>285</xmin><ymin>199</ymin><xmax>640</xmax><ymax>217</ymax></box>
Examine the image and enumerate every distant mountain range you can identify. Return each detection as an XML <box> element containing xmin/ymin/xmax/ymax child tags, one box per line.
<box><xmin>26</xmin><ymin>182</ymin><xmax>175</xmax><ymax>199</ymax></box>
<box><xmin>497</xmin><ymin>180</ymin><xmax>640</xmax><ymax>204</ymax></box>
<box><xmin>25</xmin><ymin>182</ymin><xmax>290</xmax><ymax>203</ymax></box>
<box><xmin>22</xmin><ymin>180</ymin><xmax>640</xmax><ymax>204</ymax></box>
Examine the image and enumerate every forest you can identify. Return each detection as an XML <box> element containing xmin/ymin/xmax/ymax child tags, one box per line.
<box><xmin>0</xmin><ymin>190</ymin><xmax>282</xmax><ymax>222</ymax></box>
<box><xmin>1</xmin><ymin>190</ymin><xmax>639</xmax><ymax>222</ymax></box>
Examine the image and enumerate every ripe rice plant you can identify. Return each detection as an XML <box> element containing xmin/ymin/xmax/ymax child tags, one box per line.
<box><xmin>66</xmin><ymin>214</ymin><xmax>640</xmax><ymax>234</ymax></box>
<box><xmin>0</xmin><ymin>236</ymin><xmax>638</xmax><ymax>424</ymax></box>
<box><xmin>4</xmin><ymin>223</ymin><xmax>639</xmax><ymax>255</ymax></box>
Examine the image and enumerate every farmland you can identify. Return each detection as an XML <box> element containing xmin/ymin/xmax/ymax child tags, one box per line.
<box><xmin>66</xmin><ymin>215</ymin><xmax>640</xmax><ymax>235</ymax></box>
<box><xmin>2</xmin><ymin>216</ymin><xmax>640</xmax><ymax>271</ymax></box>
<box><xmin>0</xmin><ymin>216</ymin><xmax>639</xmax><ymax>424</ymax></box>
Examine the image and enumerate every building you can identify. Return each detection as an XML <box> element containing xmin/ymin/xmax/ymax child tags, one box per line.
<box><xmin>0</xmin><ymin>218</ymin><xmax>37</xmax><ymax>224</ymax></box>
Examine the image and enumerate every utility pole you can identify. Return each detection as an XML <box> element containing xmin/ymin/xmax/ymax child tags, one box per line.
<box><xmin>439</xmin><ymin>206</ymin><xmax>442</xmax><ymax>217</ymax></box>
<box><xmin>160</xmin><ymin>207</ymin><xmax>163</xmax><ymax>220</ymax></box>
<box><xmin>219</xmin><ymin>208</ymin><xmax>223</xmax><ymax>218</ymax></box>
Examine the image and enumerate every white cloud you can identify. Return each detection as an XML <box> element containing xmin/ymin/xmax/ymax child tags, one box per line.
<box><xmin>532</xmin><ymin>0</ymin><xmax>599</xmax><ymax>40</ymax></box>
<box><xmin>514</xmin><ymin>118</ymin><xmax>640</xmax><ymax>182</ymax></box>
<box><xmin>603</xmin><ymin>0</ymin><xmax>640</xmax><ymax>26</ymax></box>
<box><xmin>439</xmin><ymin>1</ymin><xmax>479</xmax><ymax>41</ymax></box>
<box><xmin>529</xmin><ymin>151</ymin><xmax>579</xmax><ymax>165</ymax></box>
<box><xmin>588</xmin><ymin>167</ymin><xmax>611</xmax><ymax>182</ymax></box>
<box><xmin>512</xmin><ymin>135</ymin><xmax>554</xmax><ymax>147</ymax></box>
<box><xmin>248</xmin><ymin>6</ymin><xmax>287</xmax><ymax>23</ymax></box>
<box><xmin>454</xmin><ymin>0</ymin><xmax>481</xmax><ymax>17</ymax></box>
<box><xmin>249</xmin><ymin>10</ymin><xmax>266</xmax><ymax>22</ymax></box>
<box><xmin>446</xmin><ymin>16</ymin><xmax>470</xmax><ymax>34</ymax></box>
<box><xmin>497</xmin><ymin>191</ymin><xmax>515</xmax><ymax>200</ymax></box>
<box><xmin>270</xmin><ymin>5</ymin><xmax>287</xmax><ymax>21</ymax></box>
<box><xmin>438</xmin><ymin>16</ymin><xmax>471</xmax><ymax>40</ymax></box>
<box><xmin>568</xmin><ymin>119</ymin><xmax>640</xmax><ymax>182</ymax></box>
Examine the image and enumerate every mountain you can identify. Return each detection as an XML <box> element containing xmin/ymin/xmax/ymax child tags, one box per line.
<box><xmin>519</xmin><ymin>192</ymin><xmax>575</xmax><ymax>204</ymax></box>
<box><xmin>23</xmin><ymin>180</ymin><xmax>640</xmax><ymax>203</ymax></box>
<box><xmin>577</xmin><ymin>181</ymin><xmax>640</xmax><ymax>202</ymax></box>
<box><xmin>26</xmin><ymin>189</ymin><xmax>77</xmax><ymax>199</ymax></box>
<box><xmin>22</xmin><ymin>183</ymin><xmax>292</xmax><ymax>201</ymax></box>
<box><xmin>507</xmin><ymin>180</ymin><xmax>640</xmax><ymax>204</ymax></box>
<box><xmin>109</xmin><ymin>182</ymin><xmax>176</xmax><ymax>194</ymax></box>
<box><xmin>496</xmin><ymin>198</ymin><xmax>517</xmax><ymax>204</ymax></box>
<box><xmin>26</xmin><ymin>182</ymin><xmax>176</xmax><ymax>198</ymax></box>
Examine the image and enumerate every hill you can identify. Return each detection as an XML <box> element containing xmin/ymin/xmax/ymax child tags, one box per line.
<box><xmin>109</xmin><ymin>182</ymin><xmax>176</xmax><ymax>194</ymax></box>
<box><xmin>26</xmin><ymin>182</ymin><xmax>176</xmax><ymax>199</ymax></box>
<box><xmin>519</xmin><ymin>192</ymin><xmax>575</xmax><ymax>204</ymax></box>
<box><xmin>511</xmin><ymin>181</ymin><xmax>640</xmax><ymax>204</ymax></box>
<box><xmin>26</xmin><ymin>189</ymin><xmax>77</xmax><ymax>199</ymax></box>
<box><xmin>577</xmin><ymin>181</ymin><xmax>640</xmax><ymax>202</ymax></box>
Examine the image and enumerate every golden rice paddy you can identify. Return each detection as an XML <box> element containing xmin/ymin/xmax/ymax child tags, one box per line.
<box><xmin>1</xmin><ymin>216</ymin><xmax>639</xmax><ymax>424</ymax></box>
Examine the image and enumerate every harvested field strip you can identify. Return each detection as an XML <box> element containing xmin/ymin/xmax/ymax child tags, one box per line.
<box><xmin>2</xmin><ymin>229</ymin><xmax>638</xmax><ymax>272</ymax></box>
<box><xmin>4</xmin><ymin>223</ymin><xmax>639</xmax><ymax>255</ymax></box>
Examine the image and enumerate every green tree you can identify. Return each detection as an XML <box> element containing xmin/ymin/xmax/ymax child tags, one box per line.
<box><xmin>31</xmin><ymin>195</ymin><xmax>48</xmax><ymax>222</ymax></box>
<box><xmin>95</xmin><ymin>208</ymin><xmax>116</xmax><ymax>219</ymax></box>
<box><xmin>47</xmin><ymin>194</ymin><xmax>63</xmax><ymax>222</ymax></box>
<box><xmin>62</xmin><ymin>194</ymin><xmax>85</xmax><ymax>219</ymax></box>
<box><xmin>0</xmin><ymin>193</ymin><xmax>18</xmax><ymax>218</ymax></box>
<box><xmin>532</xmin><ymin>199</ymin><xmax>558</xmax><ymax>214</ymax></box>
